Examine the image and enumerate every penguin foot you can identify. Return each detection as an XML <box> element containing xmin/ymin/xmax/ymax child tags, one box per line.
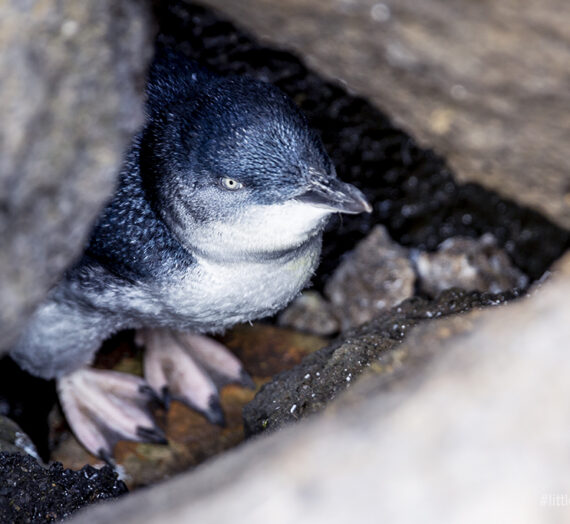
<box><xmin>138</xmin><ymin>328</ymin><xmax>254</xmax><ymax>426</ymax></box>
<box><xmin>57</xmin><ymin>367</ymin><xmax>166</xmax><ymax>460</ymax></box>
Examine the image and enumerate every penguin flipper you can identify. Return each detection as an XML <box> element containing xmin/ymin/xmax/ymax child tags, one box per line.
<box><xmin>57</xmin><ymin>367</ymin><xmax>167</xmax><ymax>460</ymax></box>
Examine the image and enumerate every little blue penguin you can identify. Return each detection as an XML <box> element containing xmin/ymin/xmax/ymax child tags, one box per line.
<box><xmin>10</xmin><ymin>50</ymin><xmax>371</xmax><ymax>459</ymax></box>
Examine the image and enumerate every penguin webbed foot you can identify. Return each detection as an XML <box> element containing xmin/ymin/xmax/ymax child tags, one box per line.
<box><xmin>57</xmin><ymin>368</ymin><xmax>166</xmax><ymax>460</ymax></box>
<box><xmin>139</xmin><ymin>328</ymin><xmax>254</xmax><ymax>426</ymax></box>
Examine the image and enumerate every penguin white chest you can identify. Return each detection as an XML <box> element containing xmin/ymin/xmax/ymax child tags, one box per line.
<box><xmin>164</xmin><ymin>241</ymin><xmax>321</xmax><ymax>330</ymax></box>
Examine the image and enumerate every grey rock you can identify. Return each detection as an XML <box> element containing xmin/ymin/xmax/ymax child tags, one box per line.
<box><xmin>414</xmin><ymin>233</ymin><xmax>529</xmax><ymax>297</ymax></box>
<box><xmin>69</xmin><ymin>255</ymin><xmax>570</xmax><ymax>524</ymax></box>
<box><xmin>281</xmin><ymin>230</ymin><xmax>526</xmax><ymax>338</ymax></box>
<box><xmin>281</xmin><ymin>229</ymin><xmax>527</xmax><ymax>340</ymax></box>
<box><xmin>0</xmin><ymin>0</ymin><xmax>153</xmax><ymax>352</ymax></box>
<box><xmin>324</xmin><ymin>225</ymin><xmax>415</xmax><ymax>330</ymax></box>
<box><xmin>278</xmin><ymin>291</ymin><xmax>339</xmax><ymax>336</ymax></box>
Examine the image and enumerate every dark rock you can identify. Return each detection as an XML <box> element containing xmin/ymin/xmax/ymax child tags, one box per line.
<box><xmin>0</xmin><ymin>416</ymin><xmax>39</xmax><ymax>459</ymax></box>
<box><xmin>0</xmin><ymin>453</ymin><xmax>127</xmax><ymax>522</ymax></box>
<box><xmin>413</xmin><ymin>233</ymin><xmax>529</xmax><ymax>296</ymax></box>
<box><xmin>243</xmin><ymin>287</ymin><xmax>521</xmax><ymax>435</ymax></box>
<box><xmin>0</xmin><ymin>1</ymin><xmax>154</xmax><ymax>352</ymax></box>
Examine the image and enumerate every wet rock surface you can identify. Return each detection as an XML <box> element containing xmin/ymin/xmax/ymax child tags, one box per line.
<box><xmin>0</xmin><ymin>452</ymin><xmax>127</xmax><ymax>523</ymax></box>
<box><xmin>244</xmin><ymin>288</ymin><xmax>519</xmax><ymax>435</ymax></box>
<box><xmin>0</xmin><ymin>0</ymin><xmax>153</xmax><ymax>352</ymax></box>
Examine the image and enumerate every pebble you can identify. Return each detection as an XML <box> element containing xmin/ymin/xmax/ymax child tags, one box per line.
<box><xmin>325</xmin><ymin>226</ymin><xmax>415</xmax><ymax>330</ymax></box>
<box><xmin>413</xmin><ymin>233</ymin><xmax>529</xmax><ymax>296</ymax></box>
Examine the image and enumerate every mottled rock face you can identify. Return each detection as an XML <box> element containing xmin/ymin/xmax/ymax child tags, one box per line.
<box><xmin>278</xmin><ymin>227</ymin><xmax>527</xmax><ymax>335</ymax></box>
<box><xmin>0</xmin><ymin>0</ymin><xmax>153</xmax><ymax>352</ymax></box>
<box><xmin>413</xmin><ymin>233</ymin><xmax>529</xmax><ymax>297</ymax></box>
<box><xmin>324</xmin><ymin>225</ymin><xmax>415</xmax><ymax>330</ymax></box>
<box><xmin>278</xmin><ymin>291</ymin><xmax>340</xmax><ymax>335</ymax></box>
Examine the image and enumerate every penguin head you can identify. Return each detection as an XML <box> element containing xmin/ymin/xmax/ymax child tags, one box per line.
<box><xmin>141</xmin><ymin>53</ymin><xmax>370</xmax><ymax>261</ymax></box>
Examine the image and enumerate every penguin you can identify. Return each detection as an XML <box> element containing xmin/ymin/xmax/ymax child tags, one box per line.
<box><xmin>10</xmin><ymin>50</ymin><xmax>371</xmax><ymax>460</ymax></box>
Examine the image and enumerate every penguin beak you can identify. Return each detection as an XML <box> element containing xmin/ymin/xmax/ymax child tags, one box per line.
<box><xmin>296</xmin><ymin>174</ymin><xmax>372</xmax><ymax>214</ymax></box>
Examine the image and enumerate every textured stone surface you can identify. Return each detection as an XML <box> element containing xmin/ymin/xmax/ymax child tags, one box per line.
<box><xmin>325</xmin><ymin>225</ymin><xmax>415</xmax><ymax>330</ymax></box>
<box><xmin>413</xmin><ymin>233</ymin><xmax>529</xmax><ymax>297</ymax></box>
<box><xmin>279</xmin><ymin>229</ymin><xmax>524</xmax><ymax>335</ymax></box>
<box><xmin>0</xmin><ymin>452</ymin><xmax>127</xmax><ymax>523</ymax></box>
<box><xmin>0</xmin><ymin>0</ymin><xmax>153</xmax><ymax>352</ymax></box>
<box><xmin>69</xmin><ymin>254</ymin><xmax>570</xmax><ymax>524</ymax></box>
<box><xmin>198</xmin><ymin>0</ymin><xmax>570</xmax><ymax>229</ymax></box>
<box><xmin>278</xmin><ymin>291</ymin><xmax>339</xmax><ymax>336</ymax></box>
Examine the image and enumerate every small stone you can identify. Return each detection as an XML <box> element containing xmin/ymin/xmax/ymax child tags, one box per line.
<box><xmin>325</xmin><ymin>225</ymin><xmax>415</xmax><ymax>331</ymax></box>
<box><xmin>413</xmin><ymin>233</ymin><xmax>529</xmax><ymax>297</ymax></box>
<box><xmin>278</xmin><ymin>291</ymin><xmax>340</xmax><ymax>335</ymax></box>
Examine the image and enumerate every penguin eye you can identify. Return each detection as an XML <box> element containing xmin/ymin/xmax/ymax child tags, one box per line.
<box><xmin>220</xmin><ymin>177</ymin><xmax>243</xmax><ymax>191</ymax></box>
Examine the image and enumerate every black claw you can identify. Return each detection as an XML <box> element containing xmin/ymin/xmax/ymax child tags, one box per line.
<box><xmin>161</xmin><ymin>386</ymin><xmax>172</xmax><ymax>409</ymax></box>
<box><xmin>239</xmin><ymin>368</ymin><xmax>256</xmax><ymax>390</ymax></box>
<box><xmin>205</xmin><ymin>395</ymin><xmax>226</xmax><ymax>427</ymax></box>
<box><xmin>139</xmin><ymin>383</ymin><xmax>162</xmax><ymax>403</ymax></box>
<box><xmin>98</xmin><ymin>447</ymin><xmax>115</xmax><ymax>466</ymax></box>
<box><xmin>136</xmin><ymin>425</ymin><xmax>168</xmax><ymax>445</ymax></box>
